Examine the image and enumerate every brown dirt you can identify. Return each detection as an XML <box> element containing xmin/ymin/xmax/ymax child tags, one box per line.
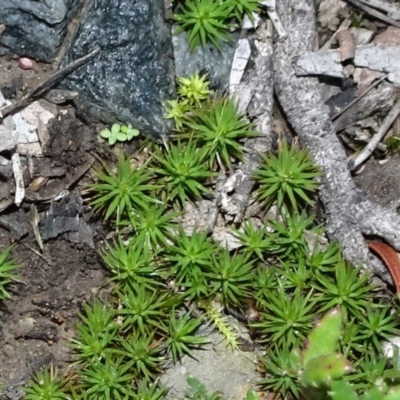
<box><xmin>0</xmin><ymin>54</ymin><xmax>112</xmax><ymax>396</ymax></box>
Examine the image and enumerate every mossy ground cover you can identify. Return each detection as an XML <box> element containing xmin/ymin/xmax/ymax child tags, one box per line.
<box><xmin>13</xmin><ymin>73</ymin><xmax>400</xmax><ymax>400</ymax></box>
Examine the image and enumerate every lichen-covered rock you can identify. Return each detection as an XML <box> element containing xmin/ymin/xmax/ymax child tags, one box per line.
<box><xmin>0</xmin><ymin>0</ymin><xmax>78</xmax><ymax>62</ymax></box>
<box><xmin>60</xmin><ymin>0</ymin><xmax>175</xmax><ymax>140</ymax></box>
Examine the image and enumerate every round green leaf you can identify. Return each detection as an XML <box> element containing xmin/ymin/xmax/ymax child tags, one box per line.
<box><xmin>120</xmin><ymin>125</ymin><xmax>128</xmax><ymax>133</ymax></box>
<box><xmin>127</xmin><ymin>129</ymin><xmax>139</xmax><ymax>140</ymax></box>
<box><xmin>117</xmin><ymin>132</ymin><xmax>127</xmax><ymax>141</ymax></box>
<box><xmin>111</xmin><ymin>124</ymin><xmax>121</xmax><ymax>134</ymax></box>
<box><xmin>109</xmin><ymin>135</ymin><xmax>117</xmax><ymax>145</ymax></box>
<box><xmin>100</xmin><ymin>129</ymin><xmax>111</xmax><ymax>139</ymax></box>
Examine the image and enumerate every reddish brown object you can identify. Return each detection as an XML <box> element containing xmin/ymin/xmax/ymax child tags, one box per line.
<box><xmin>18</xmin><ymin>57</ymin><xmax>35</xmax><ymax>70</ymax></box>
<box><xmin>367</xmin><ymin>241</ymin><xmax>400</xmax><ymax>294</ymax></box>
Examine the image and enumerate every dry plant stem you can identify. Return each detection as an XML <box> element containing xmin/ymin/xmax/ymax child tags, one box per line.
<box><xmin>219</xmin><ymin>22</ymin><xmax>273</xmax><ymax>223</ymax></box>
<box><xmin>350</xmin><ymin>98</ymin><xmax>400</xmax><ymax>170</ymax></box>
<box><xmin>274</xmin><ymin>0</ymin><xmax>400</xmax><ymax>283</ymax></box>
<box><xmin>0</xmin><ymin>47</ymin><xmax>100</xmax><ymax>119</ymax></box>
<box><xmin>344</xmin><ymin>0</ymin><xmax>400</xmax><ymax>29</ymax></box>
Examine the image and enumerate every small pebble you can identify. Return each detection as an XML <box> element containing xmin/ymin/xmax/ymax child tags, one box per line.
<box><xmin>18</xmin><ymin>57</ymin><xmax>35</xmax><ymax>70</ymax></box>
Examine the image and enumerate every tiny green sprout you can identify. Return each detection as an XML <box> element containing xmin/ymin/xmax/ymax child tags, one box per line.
<box><xmin>164</xmin><ymin>99</ymin><xmax>190</xmax><ymax>131</ymax></box>
<box><xmin>178</xmin><ymin>73</ymin><xmax>211</xmax><ymax>107</ymax></box>
<box><xmin>100</xmin><ymin>123</ymin><xmax>139</xmax><ymax>146</ymax></box>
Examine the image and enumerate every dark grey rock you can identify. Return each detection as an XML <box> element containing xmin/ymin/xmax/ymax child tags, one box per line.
<box><xmin>0</xmin><ymin>0</ymin><xmax>79</xmax><ymax>62</ymax></box>
<box><xmin>60</xmin><ymin>0</ymin><xmax>175</xmax><ymax>140</ymax></box>
<box><xmin>172</xmin><ymin>27</ymin><xmax>237</xmax><ymax>93</ymax></box>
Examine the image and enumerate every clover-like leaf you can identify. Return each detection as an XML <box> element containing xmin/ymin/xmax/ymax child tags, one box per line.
<box><xmin>126</xmin><ymin>128</ymin><xmax>139</xmax><ymax>140</ymax></box>
<box><xmin>111</xmin><ymin>123</ymin><xmax>121</xmax><ymax>134</ymax></box>
<box><xmin>100</xmin><ymin>129</ymin><xmax>111</xmax><ymax>139</ymax></box>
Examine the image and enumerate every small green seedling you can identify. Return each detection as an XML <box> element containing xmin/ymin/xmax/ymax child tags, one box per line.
<box><xmin>100</xmin><ymin>123</ymin><xmax>139</xmax><ymax>146</ymax></box>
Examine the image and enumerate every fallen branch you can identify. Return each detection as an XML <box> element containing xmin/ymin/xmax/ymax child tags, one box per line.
<box><xmin>274</xmin><ymin>0</ymin><xmax>400</xmax><ymax>285</ymax></box>
<box><xmin>0</xmin><ymin>47</ymin><xmax>100</xmax><ymax>120</ymax></box>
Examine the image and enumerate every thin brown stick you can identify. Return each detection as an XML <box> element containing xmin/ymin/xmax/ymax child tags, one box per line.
<box><xmin>0</xmin><ymin>47</ymin><xmax>100</xmax><ymax>119</ymax></box>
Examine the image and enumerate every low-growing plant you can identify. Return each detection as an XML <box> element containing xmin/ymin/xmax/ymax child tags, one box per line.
<box><xmin>184</xmin><ymin>97</ymin><xmax>257</xmax><ymax>169</ymax></box>
<box><xmin>117</xmin><ymin>283</ymin><xmax>176</xmax><ymax>335</ymax></box>
<box><xmin>259</xmin><ymin>308</ymin><xmax>351</xmax><ymax>399</ymax></box>
<box><xmin>69</xmin><ymin>300</ymin><xmax>118</xmax><ymax>362</ymax></box>
<box><xmin>79</xmin><ymin>354</ymin><xmax>135</xmax><ymax>400</ymax></box>
<box><xmin>127</xmin><ymin>204</ymin><xmax>179</xmax><ymax>249</ymax></box>
<box><xmin>183</xmin><ymin>375</ymin><xmax>224</xmax><ymax>400</ymax></box>
<box><xmin>23</xmin><ymin>368</ymin><xmax>69</xmax><ymax>400</ymax></box>
<box><xmin>259</xmin><ymin>343</ymin><xmax>301</xmax><ymax>399</ymax></box>
<box><xmin>208</xmin><ymin>249</ymin><xmax>255</xmax><ymax>308</ymax></box>
<box><xmin>164</xmin><ymin>99</ymin><xmax>190</xmax><ymax>131</ymax></box>
<box><xmin>267</xmin><ymin>209</ymin><xmax>319</xmax><ymax>261</ymax></box>
<box><xmin>88</xmin><ymin>153</ymin><xmax>159</xmax><ymax>224</ymax></box>
<box><xmin>100</xmin><ymin>123</ymin><xmax>139</xmax><ymax>146</ymax></box>
<box><xmin>313</xmin><ymin>259</ymin><xmax>374</xmax><ymax>321</ymax></box>
<box><xmin>177</xmin><ymin>73</ymin><xmax>212</xmax><ymax>107</ymax></box>
<box><xmin>101</xmin><ymin>237</ymin><xmax>162</xmax><ymax>291</ymax></box>
<box><xmin>201</xmin><ymin>300</ymin><xmax>239</xmax><ymax>349</ymax></box>
<box><xmin>252</xmin><ymin>285</ymin><xmax>316</xmax><ymax>347</ymax></box>
<box><xmin>166</xmin><ymin>310</ymin><xmax>209</xmax><ymax>362</ymax></box>
<box><xmin>152</xmin><ymin>140</ymin><xmax>217</xmax><ymax>208</ymax></box>
<box><xmin>352</xmin><ymin>306</ymin><xmax>400</xmax><ymax>354</ymax></box>
<box><xmin>113</xmin><ymin>331</ymin><xmax>164</xmax><ymax>379</ymax></box>
<box><xmin>173</xmin><ymin>0</ymin><xmax>233</xmax><ymax>51</ymax></box>
<box><xmin>233</xmin><ymin>220</ymin><xmax>276</xmax><ymax>261</ymax></box>
<box><xmin>226</xmin><ymin>0</ymin><xmax>261</xmax><ymax>21</ymax></box>
<box><xmin>0</xmin><ymin>246</ymin><xmax>19</xmax><ymax>300</ymax></box>
<box><xmin>254</xmin><ymin>140</ymin><xmax>321</xmax><ymax>212</ymax></box>
<box><xmin>164</xmin><ymin>226</ymin><xmax>218</xmax><ymax>286</ymax></box>
<box><xmin>134</xmin><ymin>379</ymin><xmax>168</xmax><ymax>400</ymax></box>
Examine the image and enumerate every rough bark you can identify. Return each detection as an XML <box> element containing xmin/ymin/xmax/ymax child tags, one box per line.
<box><xmin>273</xmin><ymin>0</ymin><xmax>400</xmax><ymax>282</ymax></box>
